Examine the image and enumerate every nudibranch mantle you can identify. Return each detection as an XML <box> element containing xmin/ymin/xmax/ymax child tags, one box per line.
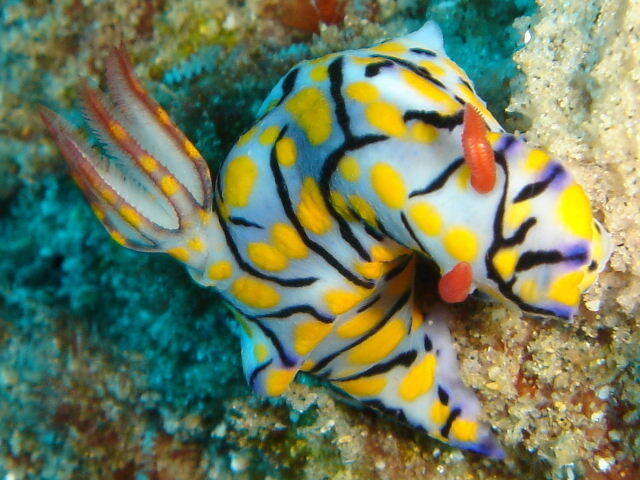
<box><xmin>40</xmin><ymin>20</ymin><xmax>611</xmax><ymax>459</ymax></box>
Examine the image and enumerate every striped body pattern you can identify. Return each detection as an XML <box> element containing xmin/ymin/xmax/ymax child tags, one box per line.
<box><xmin>41</xmin><ymin>21</ymin><xmax>610</xmax><ymax>458</ymax></box>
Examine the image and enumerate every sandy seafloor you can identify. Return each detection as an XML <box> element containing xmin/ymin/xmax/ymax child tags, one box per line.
<box><xmin>0</xmin><ymin>0</ymin><xmax>638</xmax><ymax>478</ymax></box>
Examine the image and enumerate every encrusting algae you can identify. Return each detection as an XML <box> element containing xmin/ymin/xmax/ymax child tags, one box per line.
<box><xmin>0</xmin><ymin>0</ymin><xmax>639</xmax><ymax>479</ymax></box>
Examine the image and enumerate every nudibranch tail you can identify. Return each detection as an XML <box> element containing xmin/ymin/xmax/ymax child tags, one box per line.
<box><xmin>39</xmin><ymin>48</ymin><xmax>216</xmax><ymax>270</ymax></box>
<box><xmin>462</xmin><ymin>104</ymin><xmax>496</xmax><ymax>194</ymax></box>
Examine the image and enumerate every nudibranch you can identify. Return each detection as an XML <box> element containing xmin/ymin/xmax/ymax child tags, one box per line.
<box><xmin>40</xmin><ymin>20</ymin><xmax>611</xmax><ymax>458</ymax></box>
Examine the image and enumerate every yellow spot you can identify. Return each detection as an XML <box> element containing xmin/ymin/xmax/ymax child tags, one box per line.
<box><xmin>110</xmin><ymin>231</ymin><xmax>127</xmax><ymax>246</ymax></box>
<box><xmin>330</xmin><ymin>190</ymin><xmax>356</xmax><ymax>222</ymax></box>
<box><xmin>160</xmin><ymin>175</ymin><xmax>180</xmax><ymax>196</ymax></box>
<box><xmin>310</xmin><ymin>64</ymin><xmax>328</xmax><ymax>82</ymax></box>
<box><xmin>456</xmin><ymin>164</ymin><xmax>471</xmax><ymax>190</ymax></box>
<box><xmin>297</xmin><ymin>177</ymin><xmax>333</xmax><ymax>235</ymax></box>
<box><xmin>352</xmin><ymin>56</ymin><xmax>381</xmax><ymax>65</ymax></box>
<box><xmin>264</xmin><ymin>368</ymin><xmax>296</xmax><ymax>396</ymax></box>
<box><xmin>199</xmin><ymin>209</ymin><xmax>213</xmax><ymax>225</ymax></box>
<box><xmin>366</xmin><ymin>102</ymin><xmax>406</xmax><ymax>137</ymax></box>
<box><xmin>184</xmin><ymin>139</ymin><xmax>200</xmax><ymax>158</ymax></box>
<box><xmin>157</xmin><ymin>107</ymin><xmax>171</xmax><ymax>125</ymax></box>
<box><xmin>91</xmin><ymin>205</ymin><xmax>105</xmax><ymax>221</ymax></box>
<box><xmin>356</xmin><ymin>261</ymin><xmax>384</xmax><ymax>279</ymax></box>
<box><xmin>139</xmin><ymin>155</ymin><xmax>158</xmax><ymax>172</ymax></box>
<box><xmin>548</xmin><ymin>271</ymin><xmax>585</xmax><ymax>306</ymax></box>
<box><xmin>337</xmin><ymin>375</ymin><xmax>387</xmax><ymax>397</ymax></box>
<box><xmin>411</xmin><ymin>122</ymin><xmax>439</xmax><ymax>143</ymax></box>
<box><xmin>493</xmin><ymin>248</ymin><xmax>518</xmax><ymax>279</ymax></box>
<box><xmin>371</xmin><ymin>41</ymin><xmax>407</xmax><ymax>54</ymax></box>
<box><xmin>293</xmin><ymin>321</ymin><xmax>333</xmax><ymax>356</ymax></box>
<box><xmin>443</xmin><ymin>228</ymin><xmax>479</xmax><ymax>262</ymax></box>
<box><xmin>232</xmin><ymin>277</ymin><xmax>281</xmax><ymax>309</ymax></box>
<box><xmin>346</xmin><ymin>82</ymin><xmax>380</xmax><ymax>103</ymax></box>
<box><xmin>224</xmin><ymin>155</ymin><xmax>258</xmax><ymax>208</ymax></box>
<box><xmin>419</xmin><ymin>60</ymin><xmax>446</xmax><ymax>77</ymax></box>
<box><xmin>525</xmin><ymin>149</ymin><xmax>550</xmax><ymax>172</ymax></box>
<box><xmin>100</xmin><ymin>188</ymin><xmax>117</xmax><ymax>204</ymax></box>
<box><xmin>430</xmin><ymin>400</ymin><xmax>450</xmax><ymax>425</ymax></box>
<box><xmin>371</xmin><ymin>163</ymin><xmax>407</xmax><ymax>209</ymax></box>
<box><xmin>450</xmin><ymin>419</ymin><xmax>479</xmax><ymax>443</ymax></box>
<box><xmin>276</xmin><ymin>137</ymin><xmax>297</xmax><ymax>166</ymax></box>
<box><xmin>168</xmin><ymin>247</ymin><xmax>190</xmax><ymax>262</ymax></box>
<box><xmin>518</xmin><ymin>279</ymin><xmax>539</xmax><ymax>303</ymax></box>
<box><xmin>349</xmin><ymin>318</ymin><xmax>406</xmax><ymax>364</ymax></box>
<box><xmin>109</xmin><ymin>122</ymin><xmax>128</xmax><ymax>140</ymax></box>
<box><xmin>409</xmin><ymin>202</ymin><xmax>442</xmax><ymax>236</ymax></box>
<box><xmin>208</xmin><ymin>261</ymin><xmax>233</xmax><ymax>281</ymax></box>
<box><xmin>271</xmin><ymin>223</ymin><xmax>308</xmax><ymax>259</ymax></box>
<box><xmin>119</xmin><ymin>206</ymin><xmax>142</xmax><ymax>227</ymax></box>
<box><xmin>505</xmin><ymin>200</ymin><xmax>532</xmax><ymax>230</ymax></box>
<box><xmin>349</xmin><ymin>195</ymin><xmax>377</xmax><ymax>225</ymax></box>
<box><xmin>187</xmin><ymin>237</ymin><xmax>206</xmax><ymax>252</ymax></box>
<box><xmin>557</xmin><ymin>184</ymin><xmax>593</xmax><ymax>239</ymax></box>
<box><xmin>254</xmin><ymin>343</ymin><xmax>269</xmax><ymax>363</ymax></box>
<box><xmin>411</xmin><ymin>306</ymin><xmax>424</xmax><ymax>330</ymax></box>
<box><xmin>247</xmin><ymin>242</ymin><xmax>289</xmax><ymax>271</ymax></box>
<box><xmin>338</xmin><ymin>156</ymin><xmax>361</xmax><ymax>182</ymax></box>
<box><xmin>371</xmin><ymin>244</ymin><xmax>398</xmax><ymax>262</ymax></box>
<box><xmin>286</xmin><ymin>87</ymin><xmax>332</xmax><ymax>145</ymax></box>
<box><xmin>336</xmin><ymin>307</ymin><xmax>383</xmax><ymax>338</ymax></box>
<box><xmin>401</xmin><ymin>70</ymin><xmax>460</xmax><ymax>115</ymax></box>
<box><xmin>237</xmin><ymin>127</ymin><xmax>256</xmax><ymax>146</ymax></box>
<box><xmin>324</xmin><ymin>288</ymin><xmax>368</xmax><ymax>315</ymax></box>
<box><xmin>300</xmin><ymin>359</ymin><xmax>316</xmax><ymax>371</ymax></box>
<box><xmin>259</xmin><ymin>125</ymin><xmax>280</xmax><ymax>145</ymax></box>
<box><xmin>486</xmin><ymin>131</ymin><xmax>502</xmax><ymax>147</ymax></box>
<box><xmin>399</xmin><ymin>353</ymin><xmax>436</xmax><ymax>401</ymax></box>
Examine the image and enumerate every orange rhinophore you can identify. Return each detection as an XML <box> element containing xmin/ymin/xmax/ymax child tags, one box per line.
<box><xmin>462</xmin><ymin>103</ymin><xmax>496</xmax><ymax>194</ymax></box>
<box><xmin>438</xmin><ymin>262</ymin><xmax>473</xmax><ymax>303</ymax></box>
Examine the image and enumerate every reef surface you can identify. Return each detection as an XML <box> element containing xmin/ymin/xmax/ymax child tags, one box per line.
<box><xmin>0</xmin><ymin>0</ymin><xmax>638</xmax><ymax>479</ymax></box>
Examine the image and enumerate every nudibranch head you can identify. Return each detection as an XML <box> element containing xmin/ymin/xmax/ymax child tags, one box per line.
<box><xmin>478</xmin><ymin>133</ymin><xmax>611</xmax><ymax>319</ymax></box>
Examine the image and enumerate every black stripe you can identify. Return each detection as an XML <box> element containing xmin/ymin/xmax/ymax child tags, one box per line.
<box><xmin>383</xmin><ymin>256</ymin><xmax>411</xmax><ymax>282</ymax></box>
<box><xmin>513</xmin><ymin>164</ymin><xmax>563</xmax><ymax>203</ymax></box>
<box><xmin>424</xmin><ymin>334</ymin><xmax>432</xmax><ymax>352</ymax></box>
<box><xmin>268</xmin><ymin>125</ymin><xmax>374</xmax><ymax>288</ymax></box>
<box><xmin>258</xmin><ymin>305</ymin><xmax>334</xmax><ymax>324</ymax></box>
<box><xmin>365</xmin><ymin>60</ymin><xmax>394</xmax><ymax>77</ymax></box>
<box><xmin>409</xmin><ymin>157</ymin><xmax>464</xmax><ymax>198</ymax></box>
<box><xmin>310</xmin><ymin>290</ymin><xmax>411</xmax><ymax>374</ymax></box>
<box><xmin>229</xmin><ymin>216</ymin><xmax>264</xmax><ymax>229</ymax></box>
<box><xmin>321</xmin><ymin>57</ymin><xmax>373</xmax><ymax>262</ymax></box>
<box><xmin>212</xmin><ymin>197</ymin><xmax>318</xmax><ymax>287</ymax></box>
<box><xmin>440</xmin><ymin>407</ymin><xmax>461</xmax><ymax>438</ymax></box>
<box><xmin>437</xmin><ymin>386</ymin><xmax>449</xmax><ymax>405</ymax></box>
<box><xmin>371</xmin><ymin>54</ymin><xmax>448</xmax><ymax>89</ymax></box>
<box><xmin>400</xmin><ymin>212</ymin><xmax>429</xmax><ymax>253</ymax></box>
<box><xmin>249</xmin><ymin>359</ymin><xmax>272</xmax><ymax>390</ymax></box>
<box><xmin>364</xmin><ymin>224</ymin><xmax>384</xmax><ymax>241</ymax></box>
<box><xmin>275</xmin><ymin>67</ymin><xmax>299</xmax><ymax>108</ymax></box>
<box><xmin>409</xmin><ymin>47</ymin><xmax>437</xmax><ymax>57</ymax></box>
<box><xmin>404</xmin><ymin>109</ymin><xmax>464</xmax><ymax>131</ymax></box>
<box><xmin>356</xmin><ymin>293</ymin><xmax>381</xmax><ymax>313</ymax></box>
<box><xmin>459</xmin><ymin>78</ymin><xmax>474</xmax><ymax>92</ymax></box>
<box><xmin>503</xmin><ymin>217</ymin><xmax>537</xmax><ymax>246</ymax></box>
<box><xmin>253</xmin><ymin>319</ymin><xmax>295</xmax><ymax>367</ymax></box>
<box><xmin>332</xmin><ymin>350</ymin><xmax>417</xmax><ymax>381</ymax></box>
